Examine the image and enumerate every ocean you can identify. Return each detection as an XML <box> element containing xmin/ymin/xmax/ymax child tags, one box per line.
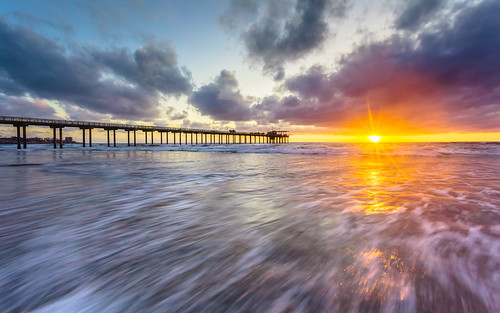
<box><xmin>1</xmin><ymin>142</ymin><xmax>499</xmax><ymax>312</ymax></box>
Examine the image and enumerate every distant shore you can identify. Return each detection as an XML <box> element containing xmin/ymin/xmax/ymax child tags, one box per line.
<box><xmin>0</xmin><ymin>137</ymin><xmax>77</xmax><ymax>144</ymax></box>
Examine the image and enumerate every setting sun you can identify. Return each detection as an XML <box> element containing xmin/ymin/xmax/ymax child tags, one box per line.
<box><xmin>369</xmin><ymin>135</ymin><xmax>381</xmax><ymax>143</ymax></box>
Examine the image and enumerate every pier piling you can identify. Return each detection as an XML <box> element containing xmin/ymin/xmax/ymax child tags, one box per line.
<box><xmin>16</xmin><ymin>126</ymin><xmax>21</xmax><ymax>149</ymax></box>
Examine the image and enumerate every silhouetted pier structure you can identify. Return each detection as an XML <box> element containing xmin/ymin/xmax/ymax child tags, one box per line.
<box><xmin>0</xmin><ymin>116</ymin><xmax>289</xmax><ymax>149</ymax></box>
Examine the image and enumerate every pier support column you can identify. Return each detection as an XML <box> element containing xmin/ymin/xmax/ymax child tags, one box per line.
<box><xmin>16</xmin><ymin>126</ymin><xmax>21</xmax><ymax>149</ymax></box>
<box><xmin>145</xmin><ymin>131</ymin><xmax>147</xmax><ymax>144</ymax></box>
<box><xmin>166</xmin><ymin>132</ymin><xmax>169</xmax><ymax>144</ymax></box>
<box><xmin>82</xmin><ymin>128</ymin><xmax>86</xmax><ymax>147</ymax></box>
<box><xmin>22</xmin><ymin>126</ymin><xmax>27</xmax><ymax>149</ymax></box>
<box><xmin>160</xmin><ymin>132</ymin><xmax>163</xmax><ymax>144</ymax></box>
<box><xmin>53</xmin><ymin>128</ymin><xmax>56</xmax><ymax>149</ymax></box>
<box><xmin>191</xmin><ymin>133</ymin><xmax>193</xmax><ymax>145</ymax></box>
<box><xmin>185</xmin><ymin>133</ymin><xmax>187</xmax><ymax>145</ymax></box>
<box><xmin>128</xmin><ymin>131</ymin><xmax>130</xmax><ymax>146</ymax></box>
<box><xmin>89</xmin><ymin>129</ymin><xmax>92</xmax><ymax>147</ymax></box>
<box><xmin>134</xmin><ymin>130</ymin><xmax>136</xmax><ymax>146</ymax></box>
<box><xmin>151</xmin><ymin>131</ymin><xmax>154</xmax><ymax>145</ymax></box>
<box><xmin>113</xmin><ymin>129</ymin><xmax>116</xmax><ymax>147</ymax></box>
<box><xmin>107</xmin><ymin>130</ymin><xmax>110</xmax><ymax>147</ymax></box>
<box><xmin>59</xmin><ymin>128</ymin><xmax>63</xmax><ymax>149</ymax></box>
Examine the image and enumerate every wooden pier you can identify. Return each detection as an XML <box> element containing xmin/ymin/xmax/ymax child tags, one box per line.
<box><xmin>0</xmin><ymin>116</ymin><xmax>289</xmax><ymax>149</ymax></box>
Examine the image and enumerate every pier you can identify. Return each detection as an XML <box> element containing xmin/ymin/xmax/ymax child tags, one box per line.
<box><xmin>0</xmin><ymin>116</ymin><xmax>289</xmax><ymax>149</ymax></box>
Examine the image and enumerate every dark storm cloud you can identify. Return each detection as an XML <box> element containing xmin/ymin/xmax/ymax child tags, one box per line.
<box><xmin>395</xmin><ymin>0</ymin><xmax>447</xmax><ymax>30</ymax></box>
<box><xmin>414</xmin><ymin>0</ymin><xmax>500</xmax><ymax>89</ymax></box>
<box><xmin>189</xmin><ymin>70</ymin><xmax>253</xmax><ymax>121</ymax></box>
<box><xmin>266</xmin><ymin>0</ymin><xmax>500</xmax><ymax>131</ymax></box>
<box><xmin>0</xmin><ymin>74</ymin><xmax>27</xmax><ymax>96</ymax></box>
<box><xmin>285</xmin><ymin>65</ymin><xmax>334</xmax><ymax>101</ymax></box>
<box><xmin>0</xmin><ymin>19</ymin><xmax>192</xmax><ymax>120</ymax></box>
<box><xmin>91</xmin><ymin>44</ymin><xmax>192</xmax><ymax>96</ymax></box>
<box><xmin>224</xmin><ymin>0</ymin><xmax>348</xmax><ymax>80</ymax></box>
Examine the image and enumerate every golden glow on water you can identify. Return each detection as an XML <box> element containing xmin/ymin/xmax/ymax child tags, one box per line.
<box><xmin>363</xmin><ymin>189</ymin><xmax>400</xmax><ymax>214</ymax></box>
<box><xmin>358</xmin><ymin>167</ymin><xmax>401</xmax><ymax>215</ymax></box>
<box><xmin>346</xmin><ymin>145</ymin><xmax>410</xmax><ymax>215</ymax></box>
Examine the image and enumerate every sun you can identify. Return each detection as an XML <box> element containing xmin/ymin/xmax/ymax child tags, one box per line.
<box><xmin>369</xmin><ymin>135</ymin><xmax>381</xmax><ymax>143</ymax></box>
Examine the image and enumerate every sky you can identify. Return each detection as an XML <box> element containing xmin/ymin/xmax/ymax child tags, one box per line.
<box><xmin>0</xmin><ymin>0</ymin><xmax>499</xmax><ymax>142</ymax></box>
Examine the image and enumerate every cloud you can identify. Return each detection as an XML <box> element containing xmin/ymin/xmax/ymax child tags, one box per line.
<box><xmin>223</xmin><ymin>0</ymin><xmax>348</xmax><ymax>80</ymax></box>
<box><xmin>285</xmin><ymin>65</ymin><xmax>334</xmax><ymax>102</ymax></box>
<box><xmin>0</xmin><ymin>95</ymin><xmax>56</xmax><ymax>118</ymax></box>
<box><xmin>219</xmin><ymin>0</ymin><xmax>260</xmax><ymax>28</ymax></box>
<box><xmin>395</xmin><ymin>0</ymin><xmax>447</xmax><ymax>30</ymax></box>
<box><xmin>12</xmin><ymin>11</ymin><xmax>74</xmax><ymax>33</ymax></box>
<box><xmin>0</xmin><ymin>19</ymin><xmax>192</xmax><ymax>120</ymax></box>
<box><xmin>64</xmin><ymin>105</ymin><xmax>110</xmax><ymax>121</ymax></box>
<box><xmin>91</xmin><ymin>44</ymin><xmax>192</xmax><ymax>96</ymax></box>
<box><xmin>189</xmin><ymin>70</ymin><xmax>253</xmax><ymax>121</ymax></box>
<box><xmin>263</xmin><ymin>0</ymin><xmax>500</xmax><ymax>132</ymax></box>
<box><xmin>164</xmin><ymin>106</ymin><xmax>188</xmax><ymax>120</ymax></box>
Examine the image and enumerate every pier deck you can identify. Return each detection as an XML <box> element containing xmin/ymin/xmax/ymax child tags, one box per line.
<box><xmin>0</xmin><ymin>116</ymin><xmax>289</xmax><ymax>149</ymax></box>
